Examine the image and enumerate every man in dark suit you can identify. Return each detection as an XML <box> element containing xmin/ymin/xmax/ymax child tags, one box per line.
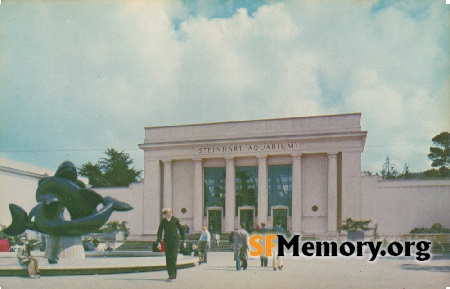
<box><xmin>156</xmin><ymin>208</ymin><xmax>186</xmax><ymax>279</ymax></box>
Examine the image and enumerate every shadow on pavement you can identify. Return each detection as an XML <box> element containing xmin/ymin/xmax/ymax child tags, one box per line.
<box><xmin>203</xmin><ymin>268</ymin><xmax>239</xmax><ymax>271</ymax></box>
<box><xmin>110</xmin><ymin>277</ymin><xmax>173</xmax><ymax>282</ymax></box>
<box><xmin>400</xmin><ymin>264</ymin><xmax>450</xmax><ymax>273</ymax></box>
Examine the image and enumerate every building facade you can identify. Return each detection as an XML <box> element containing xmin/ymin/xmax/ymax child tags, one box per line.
<box><xmin>138</xmin><ymin>113</ymin><xmax>367</xmax><ymax>236</ymax></box>
<box><xmin>2</xmin><ymin>113</ymin><xmax>448</xmax><ymax>241</ymax></box>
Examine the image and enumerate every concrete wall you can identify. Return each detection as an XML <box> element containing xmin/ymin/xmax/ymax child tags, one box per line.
<box><xmin>0</xmin><ymin>158</ymin><xmax>54</xmax><ymax>229</ymax></box>
<box><xmin>360</xmin><ymin>176</ymin><xmax>450</xmax><ymax>236</ymax></box>
<box><xmin>94</xmin><ymin>182</ymin><xmax>144</xmax><ymax>240</ymax></box>
<box><xmin>2</xmin><ymin>157</ymin><xmax>450</xmax><ymax>240</ymax></box>
<box><xmin>0</xmin><ymin>157</ymin><xmax>144</xmax><ymax>241</ymax></box>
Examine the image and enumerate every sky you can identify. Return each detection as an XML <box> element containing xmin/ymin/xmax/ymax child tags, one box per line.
<box><xmin>0</xmin><ymin>0</ymin><xmax>449</xmax><ymax>176</ymax></box>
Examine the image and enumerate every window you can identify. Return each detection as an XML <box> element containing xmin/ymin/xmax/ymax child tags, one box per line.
<box><xmin>268</xmin><ymin>165</ymin><xmax>292</xmax><ymax>216</ymax></box>
<box><xmin>235</xmin><ymin>166</ymin><xmax>258</xmax><ymax>216</ymax></box>
<box><xmin>204</xmin><ymin>167</ymin><xmax>225</xmax><ymax>216</ymax></box>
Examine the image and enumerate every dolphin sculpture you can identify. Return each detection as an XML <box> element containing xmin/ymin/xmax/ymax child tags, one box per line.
<box><xmin>2</xmin><ymin>161</ymin><xmax>133</xmax><ymax>236</ymax></box>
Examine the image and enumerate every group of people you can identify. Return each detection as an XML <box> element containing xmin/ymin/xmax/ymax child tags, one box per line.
<box><xmin>233</xmin><ymin>221</ymin><xmax>286</xmax><ymax>271</ymax></box>
<box><xmin>14</xmin><ymin>207</ymin><xmax>285</xmax><ymax>280</ymax></box>
<box><xmin>155</xmin><ymin>207</ymin><xmax>288</xmax><ymax>279</ymax></box>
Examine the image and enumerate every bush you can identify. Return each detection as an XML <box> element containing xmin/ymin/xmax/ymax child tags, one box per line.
<box><xmin>410</xmin><ymin>223</ymin><xmax>450</xmax><ymax>234</ymax></box>
<box><xmin>338</xmin><ymin>218</ymin><xmax>372</xmax><ymax>233</ymax></box>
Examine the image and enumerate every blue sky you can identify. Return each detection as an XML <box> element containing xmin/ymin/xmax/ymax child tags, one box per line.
<box><xmin>0</xmin><ymin>0</ymin><xmax>449</xmax><ymax>175</ymax></box>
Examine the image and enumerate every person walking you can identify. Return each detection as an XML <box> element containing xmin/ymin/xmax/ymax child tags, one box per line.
<box><xmin>214</xmin><ymin>233</ymin><xmax>221</xmax><ymax>252</ymax></box>
<box><xmin>156</xmin><ymin>208</ymin><xmax>186</xmax><ymax>280</ymax></box>
<box><xmin>17</xmin><ymin>236</ymin><xmax>40</xmax><ymax>278</ymax></box>
<box><xmin>229</xmin><ymin>231</ymin><xmax>234</xmax><ymax>249</ymax></box>
<box><xmin>233</xmin><ymin>223</ymin><xmax>250</xmax><ymax>271</ymax></box>
<box><xmin>198</xmin><ymin>225</ymin><xmax>210</xmax><ymax>264</ymax></box>
<box><xmin>272</xmin><ymin>221</ymin><xmax>286</xmax><ymax>271</ymax></box>
<box><xmin>259</xmin><ymin>223</ymin><xmax>269</xmax><ymax>267</ymax></box>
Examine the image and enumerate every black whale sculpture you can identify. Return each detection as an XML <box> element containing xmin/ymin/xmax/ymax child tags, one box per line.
<box><xmin>2</xmin><ymin>161</ymin><xmax>133</xmax><ymax>236</ymax></box>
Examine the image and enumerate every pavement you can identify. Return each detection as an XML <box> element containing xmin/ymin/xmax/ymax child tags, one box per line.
<box><xmin>0</xmin><ymin>251</ymin><xmax>449</xmax><ymax>289</ymax></box>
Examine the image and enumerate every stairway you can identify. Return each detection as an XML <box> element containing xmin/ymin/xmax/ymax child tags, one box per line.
<box><xmin>116</xmin><ymin>241</ymin><xmax>153</xmax><ymax>251</ymax></box>
<box><xmin>439</xmin><ymin>242</ymin><xmax>450</xmax><ymax>254</ymax></box>
<box><xmin>116</xmin><ymin>233</ymin><xmax>235</xmax><ymax>252</ymax></box>
<box><xmin>186</xmin><ymin>233</ymin><xmax>234</xmax><ymax>252</ymax></box>
<box><xmin>431</xmin><ymin>242</ymin><xmax>450</xmax><ymax>254</ymax></box>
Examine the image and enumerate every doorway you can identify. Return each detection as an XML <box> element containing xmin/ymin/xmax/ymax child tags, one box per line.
<box><xmin>272</xmin><ymin>208</ymin><xmax>288</xmax><ymax>232</ymax></box>
<box><xmin>208</xmin><ymin>209</ymin><xmax>222</xmax><ymax>234</ymax></box>
<box><xmin>239</xmin><ymin>208</ymin><xmax>254</xmax><ymax>231</ymax></box>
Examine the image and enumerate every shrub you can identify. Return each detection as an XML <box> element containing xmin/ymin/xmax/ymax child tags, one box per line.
<box><xmin>338</xmin><ymin>218</ymin><xmax>372</xmax><ymax>233</ymax></box>
<box><xmin>410</xmin><ymin>223</ymin><xmax>450</xmax><ymax>234</ymax></box>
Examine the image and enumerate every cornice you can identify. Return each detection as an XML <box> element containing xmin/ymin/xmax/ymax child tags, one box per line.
<box><xmin>0</xmin><ymin>165</ymin><xmax>46</xmax><ymax>179</ymax></box>
<box><xmin>139</xmin><ymin>132</ymin><xmax>367</xmax><ymax>150</ymax></box>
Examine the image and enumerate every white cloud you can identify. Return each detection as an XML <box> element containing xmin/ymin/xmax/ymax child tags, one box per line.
<box><xmin>0</xmin><ymin>1</ymin><xmax>448</xmax><ymax>173</ymax></box>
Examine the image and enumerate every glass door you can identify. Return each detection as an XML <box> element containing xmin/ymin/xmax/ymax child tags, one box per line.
<box><xmin>208</xmin><ymin>210</ymin><xmax>222</xmax><ymax>234</ymax></box>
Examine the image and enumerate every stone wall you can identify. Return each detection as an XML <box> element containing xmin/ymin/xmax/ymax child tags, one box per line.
<box><xmin>360</xmin><ymin>176</ymin><xmax>450</xmax><ymax>236</ymax></box>
<box><xmin>0</xmin><ymin>158</ymin><xmax>55</xmax><ymax>239</ymax></box>
<box><xmin>94</xmin><ymin>182</ymin><xmax>145</xmax><ymax>240</ymax></box>
<box><xmin>3</xmin><ymin>160</ymin><xmax>449</xmax><ymax>241</ymax></box>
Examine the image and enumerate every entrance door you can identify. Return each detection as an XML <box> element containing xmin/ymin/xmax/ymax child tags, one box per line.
<box><xmin>208</xmin><ymin>210</ymin><xmax>222</xmax><ymax>234</ymax></box>
<box><xmin>239</xmin><ymin>209</ymin><xmax>254</xmax><ymax>231</ymax></box>
<box><xmin>273</xmin><ymin>208</ymin><xmax>288</xmax><ymax>232</ymax></box>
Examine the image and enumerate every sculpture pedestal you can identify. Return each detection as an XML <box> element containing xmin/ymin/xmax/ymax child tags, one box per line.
<box><xmin>45</xmin><ymin>236</ymin><xmax>85</xmax><ymax>260</ymax></box>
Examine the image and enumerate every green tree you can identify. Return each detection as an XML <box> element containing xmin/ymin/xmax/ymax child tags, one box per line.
<box><xmin>398</xmin><ymin>163</ymin><xmax>412</xmax><ymax>179</ymax></box>
<box><xmin>427</xmin><ymin>131</ymin><xmax>450</xmax><ymax>168</ymax></box>
<box><xmin>423</xmin><ymin>166</ymin><xmax>450</xmax><ymax>178</ymax></box>
<box><xmin>380</xmin><ymin>157</ymin><xmax>398</xmax><ymax>179</ymax></box>
<box><xmin>79</xmin><ymin>148</ymin><xmax>142</xmax><ymax>187</ymax></box>
<box><xmin>78</xmin><ymin>162</ymin><xmax>103</xmax><ymax>187</ymax></box>
<box><xmin>423</xmin><ymin>132</ymin><xmax>450</xmax><ymax>178</ymax></box>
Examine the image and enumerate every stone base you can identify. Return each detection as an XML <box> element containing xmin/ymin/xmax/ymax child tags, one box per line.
<box><xmin>45</xmin><ymin>236</ymin><xmax>85</xmax><ymax>260</ymax></box>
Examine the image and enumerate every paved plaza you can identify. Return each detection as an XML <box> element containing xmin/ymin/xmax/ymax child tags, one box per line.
<box><xmin>0</xmin><ymin>251</ymin><xmax>449</xmax><ymax>289</ymax></box>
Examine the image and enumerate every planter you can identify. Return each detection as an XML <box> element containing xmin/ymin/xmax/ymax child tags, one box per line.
<box><xmin>347</xmin><ymin>231</ymin><xmax>364</xmax><ymax>241</ymax></box>
<box><xmin>103</xmin><ymin>231</ymin><xmax>117</xmax><ymax>242</ymax></box>
<box><xmin>338</xmin><ymin>218</ymin><xmax>372</xmax><ymax>241</ymax></box>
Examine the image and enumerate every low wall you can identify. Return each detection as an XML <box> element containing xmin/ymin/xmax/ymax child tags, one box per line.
<box><xmin>360</xmin><ymin>176</ymin><xmax>450</xmax><ymax>236</ymax></box>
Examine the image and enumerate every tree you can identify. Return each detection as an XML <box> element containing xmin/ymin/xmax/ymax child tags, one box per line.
<box><xmin>79</xmin><ymin>148</ymin><xmax>142</xmax><ymax>187</ymax></box>
<box><xmin>423</xmin><ymin>166</ymin><xmax>450</xmax><ymax>178</ymax></box>
<box><xmin>78</xmin><ymin>162</ymin><xmax>103</xmax><ymax>187</ymax></box>
<box><xmin>427</xmin><ymin>132</ymin><xmax>450</xmax><ymax>168</ymax></box>
<box><xmin>423</xmin><ymin>132</ymin><xmax>450</xmax><ymax>178</ymax></box>
<box><xmin>380</xmin><ymin>157</ymin><xmax>398</xmax><ymax>179</ymax></box>
<box><xmin>398</xmin><ymin>163</ymin><xmax>412</xmax><ymax>179</ymax></box>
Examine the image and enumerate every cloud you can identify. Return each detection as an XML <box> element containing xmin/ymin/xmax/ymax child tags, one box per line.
<box><xmin>0</xmin><ymin>0</ymin><xmax>448</xmax><ymax>174</ymax></box>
